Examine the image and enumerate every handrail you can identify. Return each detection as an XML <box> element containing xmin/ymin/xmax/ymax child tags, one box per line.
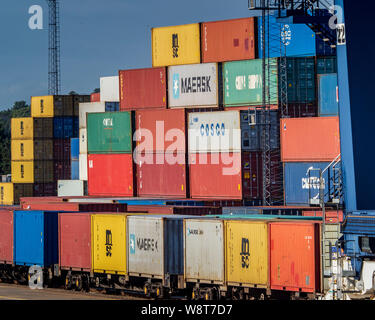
<box><xmin>322</xmin><ymin>154</ymin><xmax>341</xmax><ymax>175</ymax></box>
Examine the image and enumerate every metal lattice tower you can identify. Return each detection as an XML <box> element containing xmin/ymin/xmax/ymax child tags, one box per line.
<box><xmin>46</xmin><ymin>0</ymin><xmax>61</xmax><ymax>95</ymax></box>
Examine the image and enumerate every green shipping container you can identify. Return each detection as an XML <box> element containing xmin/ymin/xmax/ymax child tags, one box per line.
<box><xmin>223</xmin><ymin>58</ymin><xmax>279</xmax><ymax>107</ymax></box>
<box><xmin>285</xmin><ymin>57</ymin><xmax>316</xmax><ymax>103</ymax></box>
<box><xmin>87</xmin><ymin>112</ymin><xmax>132</xmax><ymax>154</ymax></box>
<box><xmin>316</xmin><ymin>56</ymin><xmax>337</xmax><ymax>74</ymax></box>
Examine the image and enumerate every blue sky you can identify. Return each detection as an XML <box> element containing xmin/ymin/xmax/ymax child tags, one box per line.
<box><xmin>0</xmin><ymin>0</ymin><xmax>259</xmax><ymax>110</ymax></box>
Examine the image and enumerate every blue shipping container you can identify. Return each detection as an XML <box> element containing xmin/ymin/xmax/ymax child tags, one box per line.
<box><xmin>318</xmin><ymin>73</ymin><xmax>339</xmax><ymax>116</ymax></box>
<box><xmin>13</xmin><ymin>211</ymin><xmax>59</xmax><ymax>267</ymax></box>
<box><xmin>71</xmin><ymin>138</ymin><xmax>79</xmax><ymax>160</ymax></box>
<box><xmin>284</xmin><ymin>162</ymin><xmax>330</xmax><ymax>206</ymax></box>
<box><xmin>105</xmin><ymin>102</ymin><xmax>120</xmax><ymax>112</ymax></box>
<box><xmin>258</xmin><ymin>14</ymin><xmax>316</xmax><ymax>58</ymax></box>
<box><xmin>71</xmin><ymin>159</ymin><xmax>79</xmax><ymax>180</ymax></box>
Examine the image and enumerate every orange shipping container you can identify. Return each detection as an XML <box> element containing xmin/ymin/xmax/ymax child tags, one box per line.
<box><xmin>280</xmin><ymin>117</ymin><xmax>340</xmax><ymax>162</ymax></box>
<box><xmin>201</xmin><ymin>18</ymin><xmax>256</xmax><ymax>63</ymax></box>
<box><xmin>269</xmin><ymin>221</ymin><xmax>321</xmax><ymax>294</ymax></box>
<box><xmin>303</xmin><ymin>210</ymin><xmax>344</xmax><ymax>223</ymax></box>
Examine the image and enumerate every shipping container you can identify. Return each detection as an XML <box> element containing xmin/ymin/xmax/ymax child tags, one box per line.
<box><xmin>242</xmin><ymin>152</ymin><xmax>263</xmax><ymax>200</ymax></box>
<box><xmin>316</xmin><ymin>56</ymin><xmax>337</xmax><ymax>74</ymax></box>
<box><xmin>269</xmin><ymin>221</ymin><xmax>321</xmax><ymax>293</ymax></box>
<box><xmin>91</xmin><ymin>92</ymin><xmax>100</xmax><ymax>102</ymax></box>
<box><xmin>184</xmin><ymin>218</ymin><xmax>224</xmax><ymax>283</ymax></box>
<box><xmin>13</xmin><ymin>211</ymin><xmax>58</xmax><ymax>267</ymax></box>
<box><xmin>284</xmin><ymin>162</ymin><xmax>331</xmax><ymax>206</ymax></box>
<box><xmin>88</xmin><ymin>154</ymin><xmax>133</xmax><ymax>196</ymax></box>
<box><xmin>53</xmin><ymin>116</ymin><xmax>79</xmax><ymax>139</ymax></box>
<box><xmin>135</xmin><ymin>109</ymin><xmax>186</xmax><ymax>153</ymax></box>
<box><xmin>135</xmin><ymin>152</ymin><xmax>187</xmax><ymax>198</ymax></box>
<box><xmin>11</xmin><ymin>118</ymin><xmax>33</xmax><ymax>140</ymax></box>
<box><xmin>225</xmin><ymin>220</ymin><xmax>268</xmax><ymax>287</ymax></box>
<box><xmin>57</xmin><ymin>180</ymin><xmax>86</xmax><ymax>197</ymax></box>
<box><xmin>11</xmin><ymin>161</ymin><xmax>34</xmax><ymax>183</ymax></box>
<box><xmin>119</xmin><ymin>67</ymin><xmax>167</xmax><ymax>111</ymax></box>
<box><xmin>257</xmin><ymin>14</ymin><xmax>316</xmax><ymax>58</ymax></box>
<box><xmin>31</xmin><ymin>95</ymin><xmax>74</xmax><ymax>117</ymax></box>
<box><xmin>188</xmin><ymin>111</ymin><xmax>241</xmax><ymax>153</ymax></box>
<box><xmin>100</xmin><ymin>76</ymin><xmax>119</xmax><ymax>102</ymax></box>
<box><xmin>280</xmin><ymin>117</ymin><xmax>341</xmax><ymax>162</ymax></box>
<box><xmin>11</xmin><ymin>140</ymin><xmax>33</xmax><ymax>161</ymax></box>
<box><xmin>78</xmin><ymin>102</ymin><xmax>106</xmax><ymax>129</ymax></box>
<box><xmin>223</xmin><ymin>58</ymin><xmax>278</xmax><ymax>107</ymax></box>
<box><xmin>127</xmin><ymin>215</ymin><xmax>185</xmax><ymax>280</ymax></box>
<box><xmin>33</xmin><ymin>182</ymin><xmax>57</xmax><ymax>197</ymax></box>
<box><xmin>126</xmin><ymin>205</ymin><xmax>222</xmax><ymax>216</ymax></box>
<box><xmin>34</xmin><ymin>139</ymin><xmax>53</xmax><ymax>160</ymax></box>
<box><xmin>240</xmin><ymin>110</ymin><xmax>279</xmax><ymax>151</ymax></box>
<box><xmin>316</xmin><ymin>36</ymin><xmax>336</xmax><ymax>57</ymax></box>
<box><xmin>318</xmin><ymin>73</ymin><xmax>339</xmax><ymax>117</ymax></box>
<box><xmin>201</xmin><ymin>17</ymin><xmax>256</xmax><ymax>63</ymax></box>
<box><xmin>282</xmin><ymin>103</ymin><xmax>318</xmax><ymax>118</ymax></box>
<box><xmin>59</xmin><ymin>213</ymin><xmax>91</xmax><ymax>272</ymax></box>
<box><xmin>302</xmin><ymin>210</ymin><xmax>344</xmax><ymax>223</ymax></box>
<box><xmin>71</xmin><ymin>160</ymin><xmax>79</xmax><ymax>180</ymax></box>
<box><xmin>168</xmin><ymin>63</ymin><xmax>221</xmax><ymax>108</ymax></box>
<box><xmin>87</xmin><ymin>112</ymin><xmax>132</xmax><ymax>154</ymax></box>
<box><xmin>13</xmin><ymin>184</ymin><xmax>34</xmax><ymax>203</ymax></box>
<box><xmin>105</xmin><ymin>102</ymin><xmax>120</xmax><ymax>112</ymax></box>
<box><xmin>189</xmin><ymin>152</ymin><xmax>242</xmax><ymax>199</ymax></box>
<box><xmin>152</xmin><ymin>23</ymin><xmax>201</xmax><ymax>67</ymax></box>
<box><xmin>0</xmin><ymin>183</ymin><xmax>14</xmax><ymax>205</ymax></box>
<box><xmin>53</xmin><ymin>139</ymin><xmax>71</xmax><ymax>161</ymax></box>
<box><xmin>54</xmin><ymin>160</ymin><xmax>71</xmax><ymax>181</ymax></box>
<box><xmin>79</xmin><ymin>128</ymin><xmax>87</xmax><ymax>155</ymax></box>
<box><xmin>22</xmin><ymin>202</ymin><xmax>127</xmax><ymax>212</ymax></box>
<box><xmin>35</xmin><ymin>161</ymin><xmax>54</xmax><ymax>183</ymax></box>
<box><xmin>72</xmin><ymin>95</ymin><xmax>91</xmax><ymax>117</ymax></box>
<box><xmin>0</xmin><ymin>209</ymin><xmax>13</xmax><ymax>264</ymax></box>
<box><xmin>79</xmin><ymin>154</ymin><xmax>87</xmax><ymax>181</ymax></box>
<box><xmin>91</xmin><ymin>214</ymin><xmax>127</xmax><ymax>275</ymax></box>
<box><xmin>34</xmin><ymin>118</ymin><xmax>53</xmax><ymax>139</ymax></box>
<box><xmin>71</xmin><ymin>138</ymin><xmax>79</xmax><ymax>160</ymax></box>
<box><xmin>285</xmin><ymin>57</ymin><xmax>316</xmax><ymax>103</ymax></box>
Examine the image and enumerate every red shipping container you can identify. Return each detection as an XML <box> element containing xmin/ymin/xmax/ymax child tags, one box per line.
<box><xmin>189</xmin><ymin>152</ymin><xmax>242</xmax><ymax>199</ymax></box>
<box><xmin>270</xmin><ymin>221</ymin><xmax>321</xmax><ymax>293</ymax></box>
<box><xmin>88</xmin><ymin>154</ymin><xmax>134</xmax><ymax>197</ymax></box>
<box><xmin>242</xmin><ymin>152</ymin><xmax>263</xmax><ymax>200</ymax></box>
<box><xmin>135</xmin><ymin>109</ymin><xmax>186</xmax><ymax>153</ymax></box>
<box><xmin>303</xmin><ymin>210</ymin><xmax>344</xmax><ymax>223</ymax></box>
<box><xmin>0</xmin><ymin>210</ymin><xmax>13</xmax><ymax>264</ymax></box>
<box><xmin>21</xmin><ymin>202</ymin><xmax>127</xmax><ymax>212</ymax></box>
<box><xmin>281</xmin><ymin>117</ymin><xmax>341</xmax><ymax>162</ymax></box>
<box><xmin>119</xmin><ymin>67</ymin><xmax>167</xmax><ymax>111</ymax></box>
<box><xmin>59</xmin><ymin>213</ymin><xmax>91</xmax><ymax>271</ymax></box>
<box><xmin>127</xmin><ymin>205</ymin><xmax>222</xmax><ymax>215</ymax></box>
<box><xmin>136</xmin><ymin>152</ymin><xmax>187</xmax><ymax>198</ymax></box>
<box><xmin>201</xmin><ymin>18</ymin><xmax>256</xmax><ymax>63</ymax></box>
<box><xmin>91</xmin><ymin>92</ymin><xmax>100</xmax><ymax>102</ymax></box>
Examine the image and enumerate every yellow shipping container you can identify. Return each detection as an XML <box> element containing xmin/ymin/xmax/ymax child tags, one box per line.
<box><xmin>11</xmin><ymin>118</ymin><xmax>33</xmax><ymax>140</ymax></box>
<box><xmin>11</xmin><ymin>161</ymin><xmax>34</xmax><ymax>183</ymax></box>
<box><xmin>91</xmin><ymin>214</ymin><xmax>127</xmax><ymax>275</ymax></box>
<box><xmin>152</xmin><ymin>23</ymin><xmax>201</xmax><ymax>67</ymax></box>
<box><xmin>11</xmin><ymin>140</ymin><xmax>34</xmax><ymax>161</ymax></box>
<box><xmin>0</xmin><ymin>183</ymin><xmax>13</xmax><ymax>205</ymax></box>
<box><xmin>31</xmin><ymin>96</ymin><xmax>54</xmax><ymax>118</ymax></box>
<box><xmin>225</xmin><ymin>220</ymin><xmax>269</xmax><ymax>288</ymax></box>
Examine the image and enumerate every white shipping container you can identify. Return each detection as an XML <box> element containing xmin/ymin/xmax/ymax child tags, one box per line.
<box><xmin>79</xmin><ymin>102</ymin><xmax>106</xmax><ymax>128</ymax></box>
<box><xmin>168</xmin><ymin>63</ymin><xmax>219</xmax><ymax>108</ymax></box>
<box><xmin>127</xmin><ymin>216</ymin><xmax>164</xmax><ymax>278</ymax></box>
<box><xmin>57</xmin><ymin>180</ymin><xmax>86</xmax><ymax>197</ymax></box>
<box><xmin>100</xmin><ymin>76</ymin><xmax>120</xmax><ymax>102</ymax></box>
<box><xmin>184</xmin><ymin>219</ymin><xmax>224</xmax><ymax>283</ymax></box>
<box><xmin>188</xmin><ymin>111</ymin><xmax>241</xmax><ymax>153</ymax></box>
<box><xmin>79</xmin><ymin>154</ymin><xmax>88</xmax><ymax>181</ymax></box>
<box><xmin>79</xmin><ymin>128</ymin><xmax>87</xmax><ymax>154</ymax></box>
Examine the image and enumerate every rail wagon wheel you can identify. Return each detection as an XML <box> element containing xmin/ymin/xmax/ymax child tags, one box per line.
<box><xmin>75</xmin><ymin>276</ymin><xmax>83</xmax><ymax>291</ymax></box>
<box><xmin>143</xmin><ymin>283</ymin><xmax>151</xmax><ymax>298</ymax></box>
<box><xmin>65</xmin><ymin>276</ymin><xmax>72</xmax><ymax>290</ymax></box>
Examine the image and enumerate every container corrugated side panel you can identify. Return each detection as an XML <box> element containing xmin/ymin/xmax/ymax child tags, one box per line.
<box><xmin>0</xmin><ymin>183</ymin><xmax>14</xmax><ymax>205</ymax></box>
<box><xmin>184</xmin><ymin>219</ymin><xmax>224</xmax><ymax>283</ymax></box>
<box><xmin>79</xmin><ymin>154</ymin><xmax>88</xmax><ymax>181</ymax></box>
<box><xmin>71</xmin><ymin>138</ymin><xmax>79</xmax><ymax>160</ymax></box>
<box><xmin>57</xmin><ymin>180</ymin><xmax>84</xmax><ymax>197</ymax></box>
<box><xmin>100</xmin><ymin>76</ymin><xmax>120</xmax><ymax>102</ymax></box>
<box><xmin>0</xmin><ymin>209</ymin><xmax>13</xmax><ymax>263</ymax></box>
<box><xmin>188</xmin><ymin>111</ymin><xmax>241</xmax><ymax>153</ymax></box>
<box><xmin>71</xmin><ymin>160</ymin><xmax>79</xmax><ymax>180</ymax></box>
<box><xmin>11</xmin><ymin>140</ymin><xmax>34</xmax><ymax>161</ymax></box>
<box><xmin>11</xmin><ymin>118</ymin><xmax>33</xmax><ymax>140</ymax></box>
<box><xmin>318</xmin><ymin>73</ymin><xmax>339</xmax><ymax>117</ymax></box>
<box><xmin>164</xmin><ymin>218</ymin><xmax>184</xmax><ymax>275</ymax></box>
<box><xmin>31</xmin><ymin>96</ymin><xmax>54</xmax><ymax>118</ymax></box>
<box><xmin>79</xmin><ymin>128</ymin><xmax>87</xmax><ymax>155</ymax></box>
<box><xmin>79</xmin><ymin>102</ymin><xmax>106</xmax><ymax>129</ymax></box>
<box><xmin>152</xmin><ymin>23</ymin><xmax>201</xmax><ymax>67</ymax></box>
<box><xmin>168</xmin><ymin>63</ymin><xmax>220</xmax><ymax>108</ymax></box>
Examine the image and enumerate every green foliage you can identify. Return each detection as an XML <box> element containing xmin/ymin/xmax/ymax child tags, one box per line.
<box><xmin>0</xmin><ymin>101</ymin><xmax>31</xmax><ymax>175</ymax></box>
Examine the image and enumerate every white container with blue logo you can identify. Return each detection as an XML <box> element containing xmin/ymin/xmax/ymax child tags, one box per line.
<box><xmin>188</xmin><ymin>110</ymin><xmax>241</xmax><ymax>153</ymax></box>
<box><xmin>168</xmin><ymin>63</ymin><xmax>221</xmax><ymax>108</ymax></box>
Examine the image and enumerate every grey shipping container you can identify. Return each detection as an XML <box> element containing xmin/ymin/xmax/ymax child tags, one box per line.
<box><xmin>34</xmin><ymin>139</ymin><xmax>53</xmax><ymax>160</ymax></box>
<box><xmin>127</xmin><ymin>215</ymin><xmax>187</xmax><ymax>287</ymax></box>
<box><xmin>34</xmin><ymin>118</ymin><xmax>53</xmax><ymax>139</ymax></box>
<box><xmin>34</xmin><ymin>160</ymin><xmax>54</xmax><ymax>183</ymax></box>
